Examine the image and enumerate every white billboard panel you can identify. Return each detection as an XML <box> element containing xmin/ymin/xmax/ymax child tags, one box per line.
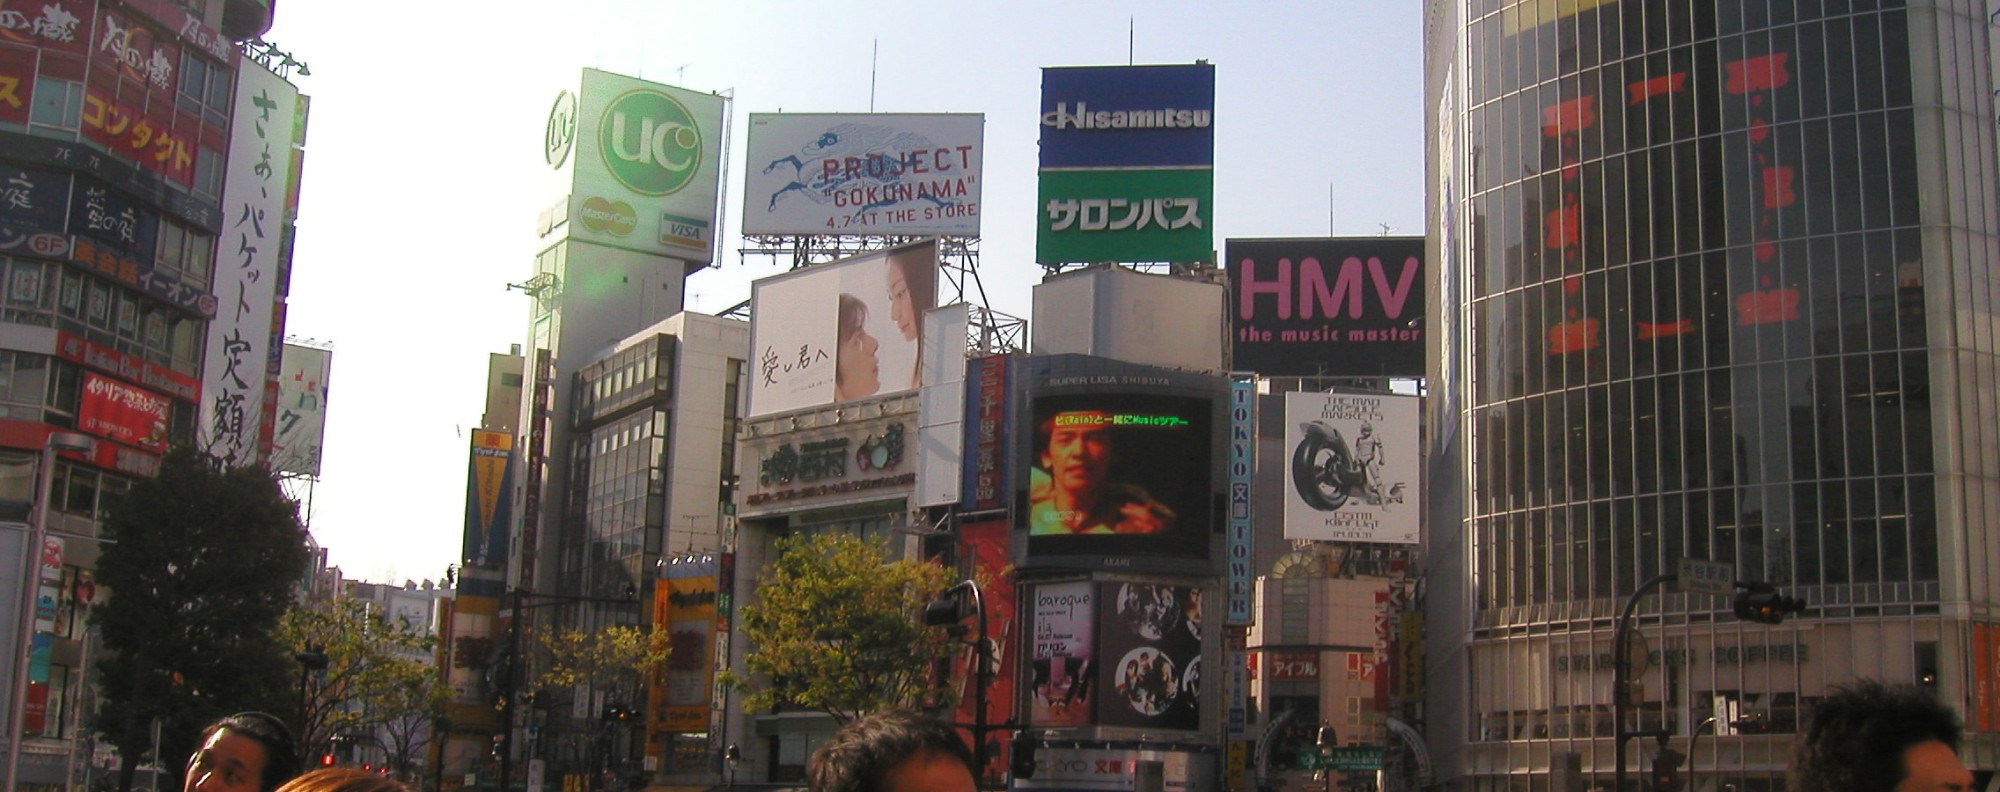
<box><xmin>201</xmin><ymin>60</ymin><xmax>299</xmax><ymax>467</ymax></box>
<box><xmin>742</xmin><ymin>113</ymin><xmax>983</xmax><ymax>236</ymax></box>
<box><xmin>1282</xmin><ymin>391</ymin><xmax>1421</xmax><ymax>544</ymax></box>
<box><xmin>747</xmin><ymin>239</ymin><xmax>939</xmax><ymax>417</ymax></box>
<box><xmin>915</xmin><ymin>303</ymin><xmax>971</xmax><ymax>508</ymax></box>
<box><xmin>549</xmin><ymin>69</ymin><xmax>728</xmax><ymax>264</ymax></box>
<box><xmin>271</xmin><ymin>344</ymin><xmax>332</xmax><ymax>477</ymax></box>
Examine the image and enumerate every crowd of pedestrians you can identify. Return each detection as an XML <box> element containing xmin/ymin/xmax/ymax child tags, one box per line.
<box><xmin>174</xmin><ymin>677</ymin><xmax>1973</xmax><ymax>792</ymax></box>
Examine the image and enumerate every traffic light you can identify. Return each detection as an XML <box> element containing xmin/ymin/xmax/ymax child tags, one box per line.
<box><xmin>1732</xmin><ymin>583</ymin><xmax>1805</xmax><ymax>624</ymax></box>
<box><xmin>320</xmin><ymin>754</ymin><xmax>334</xmax><ymax>767</ymax></box>
<box><xmin>1649</xmin><ymin>748</ymin><xmax>1684</xmax><ymax>792</ymax></box>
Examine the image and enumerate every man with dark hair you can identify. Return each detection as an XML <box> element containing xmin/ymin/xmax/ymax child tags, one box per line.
<box><xmin>807</xmin><ymin>710</ymin><xmax>977</xmax><ymax>792</ymax></box>
<box><xmin>1790</xmin><ymin>680</ymin><xmax>1974</xmax><ymax>792</ymax></box>
<box><xmin>184</xmin><ymin>712</ymin><xmax>301</xmax><ymax>792</ymax></box>
<box><xmin>1027</xmin><ymin>410</ymin><xmax>1174</xmax><ymax>536</ymax></box>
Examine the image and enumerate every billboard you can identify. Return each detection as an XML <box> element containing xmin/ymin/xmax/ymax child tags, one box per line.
<box><xmin>1282</xmin><ymin>392</ymin><xmax>1421</xmax><ymax>544</ymax></box>
<box><xmin>77</xmin><ymin>373</ymin><xmax>169</xmax><ymax>452</ymax></box>
<box><xmin>742</xmin><ymin>113</ymin><xmax>983</xmax><ymax>236</ymax></box>
<box><xmin>1036</xmin><ymin>169</ymin><xmax>1213</xmax><ymax>265</ymax></box>
<box><xmin>1097</xmin><ymin>582</ymin><xmax>1201</xmax><ymax>730</ymax></box>
<box><xmin>81</xmin><ymin>6</ymin><xmax>200</xmax><ymax>187</ymax></box>
<box><xmin>1036</xmin><ymin>64</ymin><xmax>1214</xmax><ymax>267</ymax></box>
<box><xmin>1039</xmin><ymin>65</ymin><xmax>1215</xmax><ymax>169</ymax></box>
<box><xmin>747</xmin><ymin>239</ymin><xmax>939</xmax><ymax>417</ymax></box>
<box><xmin>1023</xmin><ymin>390</ymin><xmax>1215</xmax><ymax>564</ymax></box>
<box><xmin>200</xmin><ymin>59</ymin><xmax>298</xmax><ymax>466</ymax></box>
<box><xmin>955</xmin><ymin>521</ymin><xmax>1016</xmax><ymax>784</ymax></box>
<box><xmin>1226</xmin><ymin>237</ymin><xmax>1426</xmax><ymax>378</ymax></box>
<box><xmin>657</xmin><ymin>558</ymin><xmax>718</xmax><ymax>733</ymax></box>
<box><xmin>462</xmin><ymin>430</ymin><xmax>514</xmax><ymax>570</ymax></box>
<box><xmin>548</xmin><ymin>69</ymin><xmax>728</xmax><ymax>264</ymax></box>
<box><xmin>961</xmin><ymin>355</ymin><xmax>1014</xmax><ymax>512</ymax></box>
<box><xmin>271</xmin><ymin>344</ymin><xmax>332</xmax><ymax>477</ymax></box>
<box><xmin>1028</xmin><ymin>581</ymin><xmax>1095</xmax><ymax>727</ymax></box>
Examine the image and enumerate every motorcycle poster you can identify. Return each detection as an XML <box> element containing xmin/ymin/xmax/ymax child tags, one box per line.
<box><xmin>1282</xmin><ymin>392</ymin><xmax>1421</xmax><ymax>544</ymax></box>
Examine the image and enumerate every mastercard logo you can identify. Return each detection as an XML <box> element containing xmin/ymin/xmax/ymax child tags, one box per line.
<box><xmin>579</xmin><ymin>196</ymin><xmax>637</xmax><ymax>237</ymax></box>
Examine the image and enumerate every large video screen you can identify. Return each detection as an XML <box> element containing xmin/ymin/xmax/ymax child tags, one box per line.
<box><xmin>1023</xmin><ymin>392</ymin><xmax>1212</xmax><ymax>561</ymax></box>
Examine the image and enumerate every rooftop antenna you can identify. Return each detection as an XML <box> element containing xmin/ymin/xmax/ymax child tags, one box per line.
<box><xmin>870</xmin><ymin>38</ymin><xmax>879</xmax><ymax>112</ymax></box>
<box><xmin>675</xmin><ymin>63</ymin><xmax>692</xmax><ymax>83</ymax></box>
<box><xmin>1128</xmin><ymin>17</ymin><xmax>1135</xmax><ymax>65</ymax></box>
<box><xmin>1329</xmin><ymin>183</ymin><xmax>1337</xmax><ymax>235</ymax></box>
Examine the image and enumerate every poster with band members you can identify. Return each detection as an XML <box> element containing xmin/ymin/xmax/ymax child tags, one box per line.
<box><xmin>1096</xmin><ymin>582</ymin><xmax>1201</xmax><ymax>730</ymax></box>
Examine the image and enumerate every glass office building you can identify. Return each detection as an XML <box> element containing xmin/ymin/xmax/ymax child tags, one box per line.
<box><xmin>1424</xmin><ymin>0</ymin><xmax>1998</xmax><ymax>788</ymax></box>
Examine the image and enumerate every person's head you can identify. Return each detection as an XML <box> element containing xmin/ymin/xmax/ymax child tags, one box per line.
<box><xmin>185</xmin><ymin>712</ymin><xmax>300</xmax><ymax>792</ymax></box>
<box><xmin>272</xmin><ymin>769</ymin><xmax>411</xmax><ymax>792</ymax></box>
<box><xmin>885</xmin><ymin>253</ymin><xmax>935</xmax><ymax>342</ymax></box>
<box><xmin>835</xmin><ymin>293</ymin><xmax>880</xmax><ymax>398</ymax></box>
<box><xmin>1359</xmin><ymin>421</ymin><xmax>1373</xmax><ymax>436</ymax></box>
<box><xmin>1039</xmin><ymin>411</ymin><xmax>1113</xmax><ymax>497</ymax></box>
<box><xmin>1790</xmin><ymin>680</ymin><xmax>1972</xmax><ymax>792</ymax></box>
<box><xmin>807</xmin><ymin>710</ymin><xmax>977</xmax><ymax>792</ymax></box>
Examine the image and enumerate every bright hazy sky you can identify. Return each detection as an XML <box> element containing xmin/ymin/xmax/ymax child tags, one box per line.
<box><xmin>262</xmin><ymin>0</ymin><xmax>1425</xmax><ymax>584</ymax></box>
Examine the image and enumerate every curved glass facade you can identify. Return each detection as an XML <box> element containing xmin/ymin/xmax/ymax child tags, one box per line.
<box><xmin>1432</xmin><ymin>0</ymin><xmax>2000</xmax><ymax>786</ymax></box>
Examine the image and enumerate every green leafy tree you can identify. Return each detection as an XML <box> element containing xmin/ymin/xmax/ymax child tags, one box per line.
<box><xmin>725</xmin><ymin>532</ymin><xmax>956</xmax><ymax>722</ymax></box>
<box><xmin>533</xmin><ymin>625</ymin><xmax>670</xmax><ymax>712</ymax></box>
<box><xmin>91</xmin><ymin>446</ymin><xmax>311</xmax><ymax>792</ymax></box>
<box><xmin>278</xmin><ymin>599</ymin><xmax>446</xmax><ymax>779</ymax></box>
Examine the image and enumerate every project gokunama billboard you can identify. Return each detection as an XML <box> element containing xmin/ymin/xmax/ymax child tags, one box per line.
<box><xmin>742</xmin><ymin>113</ymin><xmax>983</xmax><ymax>236</ymax></box>
<box><xmin>1036</xmin><ymin>64</ymin><xmax>1214</xmax><ymax>267</ymax></box>
<box><xmin>746</xmin><ymin>239</ymin><xmax>940</xmax><ymax>417</ymax></box>
<box><xmin>1226</xmin><ymin>237</ymin><xmax>1426</xmax><ymax>378</ymax></box>
<box><xmin>1282</xmin><ymin>391</ymin><xmax>1421</xmax><ymax>544</ymax></box>
<box><xmin>1017</xmin><ymin>355</ymin><xmax>1224</xmax><ymax>574</ymax></box>
<box><xmin>545</xmin><ymin>69</ymin><xmax>728</xmax><ymax>265</ymax></box>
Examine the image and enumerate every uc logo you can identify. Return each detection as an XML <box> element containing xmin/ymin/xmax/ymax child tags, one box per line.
<box><xmin>600</xmin><ymin>89</ymin><xmax>702</xmax><ymax>196</ymax></box>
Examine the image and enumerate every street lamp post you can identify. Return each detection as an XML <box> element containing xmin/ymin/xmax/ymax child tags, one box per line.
<box><xmin>924</xmin><ymin>580</ymin><xmax>991</xmax><ymax>787</ymax></box>
<box><xmin>294</xmin><ymin>644</ymin><xmax>329</xmax><ymax>744</ymax></box>
<box><xmin>1613</xmin><ymin>575</ymin><xmax>1804</xmax><ymax>792</ymax></box>
<box><xmin>1613</xmin><ymin>573</ymin><xmax>1679</xmax><ymax>792</ymax></box>
<box><xmin>4</xmin><ymin>432</ymin><xmax>95</xmax><ymax>792</ymax></box>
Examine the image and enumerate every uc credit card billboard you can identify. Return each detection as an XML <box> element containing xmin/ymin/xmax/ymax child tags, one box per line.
<box><xmin>1036</xmin><ymin>64</ymin><xmax>1215</xmax><ymax>267</ymax></box>
<box><xmin>546</xmin><ymin>69</ymin><xmax>727</xmax><ymax>264</ymax></box>
<box><xmin>743</xmin><ymin>113</ymin><xmax>983</xmax><ymax>236</ymax></box>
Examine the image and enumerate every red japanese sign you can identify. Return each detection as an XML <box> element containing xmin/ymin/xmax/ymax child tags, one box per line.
<box><xmin>78</xmin><ymin>372</ymin><xmax>170</xmax><ymax>451</ymax></box>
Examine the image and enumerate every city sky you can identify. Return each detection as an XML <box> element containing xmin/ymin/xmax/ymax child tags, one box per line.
<box><xmin>261</xmin><ymin>0</ymin><xmax>1426</xmax><ymax>584</ymax></box>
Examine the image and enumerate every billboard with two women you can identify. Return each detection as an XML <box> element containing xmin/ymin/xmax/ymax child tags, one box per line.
<box><xmin>746</xmin><ymin>239</ymin><xmax>940</xmax><ymax>417</ymax></box>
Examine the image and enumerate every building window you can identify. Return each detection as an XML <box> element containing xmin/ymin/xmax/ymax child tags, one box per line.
<box><xmin>29</xmin><ymin>77</ymin><xmax>82</xmax><ymax>131</ymax></box>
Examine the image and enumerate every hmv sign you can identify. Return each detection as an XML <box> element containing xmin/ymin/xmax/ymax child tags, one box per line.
<box><xmin>1226</xmin><ymin>237</ymin><xmax>1426</xmax><ymax>378</ymax></box>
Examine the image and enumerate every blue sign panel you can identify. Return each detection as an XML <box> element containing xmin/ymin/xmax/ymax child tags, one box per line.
<box><xmin>1039</xmin><ymin>64</ymin><xmax>1215</xmax><ymax>169</ymax></box>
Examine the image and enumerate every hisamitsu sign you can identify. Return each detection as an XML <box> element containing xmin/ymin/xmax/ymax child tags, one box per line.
<box><xmin>1227</xmin><ymin>237</ymin><xmax>1426</xmax><ymax>378</ymax></box>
